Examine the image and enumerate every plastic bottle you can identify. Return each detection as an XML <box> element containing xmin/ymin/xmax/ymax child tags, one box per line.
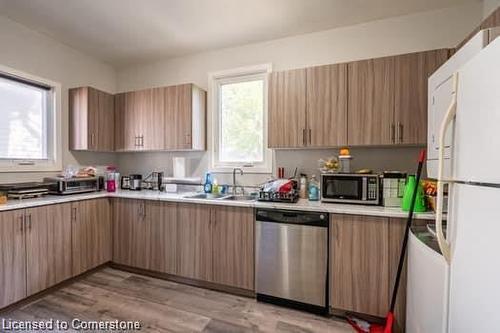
<box><xmin>401</xmin><ymin>175</ymin><xmax>426</xmax><ymax>212</ymax></box>
<box><xmin>299</xmin><ymin>174</ymin><xmax>308</xmax><ymax>199</ymax></box>
<box><xmin>203</xmin><ymin>173</ymin><xmax>213</xmax><ymax>194</ymax></box>
<box><xmin>308</xmin><ymin>175</ymin><xmax>320</xmax><ymax>201</ymax></box>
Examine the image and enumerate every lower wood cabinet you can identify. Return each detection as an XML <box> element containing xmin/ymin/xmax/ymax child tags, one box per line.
<box><xmin>149</xmin><ymin>201</ymin><xmax>177</xmax><ymax>275</ymax></box>
<box><xmin>211</xmin><ymin>206</ymin><xmax>254</xmax><ymax>290</ymax></box>
<box><xmin>113</xmin><ymin>199</ymin><xmax>148</xmax><ymax>268</ymax></box>
<box><xmin>113</xmin><ymin>199</ymin><xmax>177</xmax><ymax>274</ymax></box>
<box><xmin>25</xmin><ymin>204</ymin><xmax>73</xmax><ymax>296</ymax></box>
<box><xmin>330</xmin><ymin>214</ymin><xmax>391</xmax><ymax>317</ymax></box>
<box><xmin>72</xmin><ymin>199</ymin><xmax>112</xmax><ymax>276</ymax></box>
<box><xmin>112</xmin><ymin>200</ymin><xmax>255</xmax><ymax>291</ymax></box>
<box><xmin>330</xmin><ymin>214</ymin><xmax>419</xmax><ymax>333</ymax></box>
<box><xmin>0</xmin><ymin>210</ymin><xmax>26</xmax><ymax>308</ymax></box>
<box><xmin>176</xmin><ymin>203</ymin><xmax>213</xmax><ymax>281</ymax></box>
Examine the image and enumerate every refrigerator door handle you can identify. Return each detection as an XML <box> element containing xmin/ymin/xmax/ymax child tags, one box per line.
<box><xmin>436</xmin><ymin>72</ymin><xmax>458</xmax><ymax>264</ymax></box>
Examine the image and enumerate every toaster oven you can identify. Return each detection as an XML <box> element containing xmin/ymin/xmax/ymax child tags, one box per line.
<box><xmin>43</xmin><ymin>177</ymin><xmax>100</xmax><ymax>195</ymax></box>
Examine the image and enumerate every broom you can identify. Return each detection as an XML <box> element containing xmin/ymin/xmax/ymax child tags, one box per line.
<box><xmin>347</xmin><ymin>149</ymin><xmax>426</xmax><ymax>333</ymax></box>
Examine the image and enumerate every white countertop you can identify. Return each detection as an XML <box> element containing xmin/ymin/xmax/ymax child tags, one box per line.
<box><xmin>0</xmin><ymin>190</ymin><xmax>437</xmax><ymax>220</ymax></box>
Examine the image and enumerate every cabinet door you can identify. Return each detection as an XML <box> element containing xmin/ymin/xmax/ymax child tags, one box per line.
<box><xmin>114</xmin><ymin>92</ymin><xmax>126</xmax><ymax>150</ymax></box>
<box><xmin>165</xmin><ymin>84</ymin><xmax>193</xmax><ymax>149</ymax></box>
<box><xmin>212</xmin><ymin>206</ymin><xmax>254</xmax><ymax>290</ymax></box>
<box><xmin>306</xmin><ymin>63</ymin><xmax>348</xmax><ymax>147</ymax></box>
<box><xmin>176</xmin><ymin>203</ymin><xmax>212</xmax><ymax>281</ymax></box>
<box><xmin>394</xmin><ymin>50</ymin><xmax>449</xmax><ymax>145</ymax></box>
<box><xmin>348</xmin><ymin>57</ymin><xmax>395</xmax><ymax>146</ymax></box>
<box><xmin>268</xmin><ymin>69</ymin><xmax>307</xmax><ymax>148</ymax></box>
<box><xmin>330</xmin><ymin>214</ymin><xmax>390</xmax><ymax>317</ymax></box>
<box><xmin>120</xmin><ymin>91</ymin><xmax>140</xmax><ymax>150</ymax></box>
<box><xmin>141</xmin><ymin>88</ymin><xmax>165</xmax><ymax>150</ymax></box>
<box><xmin>72</xmin><ymin>199</ymin><xmax>112</xmax><ymax>276</ymax></box>
<box><xmin>113</xmin><ymin>199</ymin><xmax>150</xmax><ymax>269</ymax></box>
<box><xmin>149</xmin><ymin>201</ymin><xmax>177</xmax><ymax>274</ymax></box>
<box><xmin>69</xmin><ymin>87</ymin><xmax>93</xmax><ymax>150</ymax></box>
<box><xmin>95</xmin><ymin>89</ymin><xmax>115</xmax><ymax>151</ymax></box>
<box><xmin>26</xmin><ymin>204</ymin><xmax>72</xmax><ymax>296</ymax></box>
<box><xmin>0</xmin><ymin>210</ymin><xmax>26</xmax><ymax>308</ymax></box>
<box><xmin>481</xmin><ymin>7</ymin><xmax>500</xmax><ymax>29</ymax></box>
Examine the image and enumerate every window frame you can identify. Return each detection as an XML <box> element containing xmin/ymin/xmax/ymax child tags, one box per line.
<box><xmin>0</xmin><ymin>65</ymin><xmax>62</xmax><ymax>172</ymax></box>
<box><xmin>209</xmin><ymin>64</ymin><xmax>273</xmax><ymax>174</ymax></box>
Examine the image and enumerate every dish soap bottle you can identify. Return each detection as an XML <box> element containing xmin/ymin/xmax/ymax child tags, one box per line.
<box><xmin>308</xmin><ymin>175</ymin><xmax>320</xmax><ymax>201</ymax></box>
<box><xmin>203</xmin><ymin>172</ymin><xmax>213</xmax><ymax>193</ymax></box>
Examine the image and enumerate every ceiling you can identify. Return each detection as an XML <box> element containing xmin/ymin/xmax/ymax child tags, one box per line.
<box><xmin>0</xmin><ymin>0</ymin><xmax>480</xmax><ymax>67</ymax></box>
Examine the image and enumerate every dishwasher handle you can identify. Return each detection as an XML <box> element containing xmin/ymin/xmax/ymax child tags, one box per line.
<box><xmin>256</xmin><ymin>209</ymin><xmax>328</xmax><ymax>227</ymax></box>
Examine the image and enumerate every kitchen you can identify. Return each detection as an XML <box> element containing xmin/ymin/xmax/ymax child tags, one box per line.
<box><xmin>0</xmin><ymin>1</ymin><xmax>499</xmax><ymax>332</ymax></box>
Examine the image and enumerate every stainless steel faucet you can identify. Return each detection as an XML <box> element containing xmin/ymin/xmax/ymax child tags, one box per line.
<box><xmin>232</xmin><ymin>168</ymin><xmax>244</xmax><ymax>194</ymax></box>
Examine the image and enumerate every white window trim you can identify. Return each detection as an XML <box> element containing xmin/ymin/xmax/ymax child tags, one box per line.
<box><xmin>208</xmin><ymin>64</ymin><xmax>273</xmax><ymax>174</ymax></box>
<box><xmin>0</xmin><ymin>64</ymin><xmax>62</xmax><ymax>173</ymax></box>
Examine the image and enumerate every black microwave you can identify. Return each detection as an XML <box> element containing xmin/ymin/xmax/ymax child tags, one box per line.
<box><xmin>320</xmin><ymin>173</ymin><xmax>380</xmax><ymax>205</ymax></box>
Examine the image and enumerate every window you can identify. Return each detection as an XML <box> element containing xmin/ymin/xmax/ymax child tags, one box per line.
<box><xmin>0</xmin><ymin>67</ymin><xmax>61</xmax><ymax>172</ymax></box>
<box><xmin>210</xmin><ymin>65</ymin><xmax>272</xmax><ymax>173</ymax></box>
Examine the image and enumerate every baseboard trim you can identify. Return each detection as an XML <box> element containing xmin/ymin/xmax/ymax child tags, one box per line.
<box><xmin>109</xmin><ymin>263</ymin><xmax>255</xmax><ymax>298</ymax></box>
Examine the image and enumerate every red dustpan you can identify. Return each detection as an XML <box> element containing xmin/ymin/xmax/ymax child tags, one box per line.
<box><xmin>347</xmin><ymin>150</ymin><xmax>426</xmax><ymax>333</ymax></box>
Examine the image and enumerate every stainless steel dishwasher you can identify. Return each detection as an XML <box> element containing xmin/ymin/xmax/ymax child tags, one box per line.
<box><xmin>255</xmin><ymin>209</ymin><xmax>329</xmax><ymax>315</ymax></box>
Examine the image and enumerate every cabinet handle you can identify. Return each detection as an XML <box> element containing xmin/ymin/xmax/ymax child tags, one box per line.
<box><xmin>91</xmin><ymin>133</ymin><xmax>95</xmax><ymax>147</ymax></box>
<box><xmin>391</xmin><ymin>123</ymin><xmax>396</xmax><ymax>144</ymax></box>
<box><xmin>185</xmin><ymin>134</ymin><xmax>191</xmax><ymax>145</ymax></box>
<box><xmin>399</xmin><ymin>123</ymin><xmax>404</xmax><ymax>143</ymax></box>
<box><xmin>302</xmin><ymin>129</ymin><xmax>306</xmax><ymax>146</ymax></box>
<box><xmin>72</xmin><ymin>207</ymin><xmax>77</xmax><ymax>221</ymax></box>
<box><xmin>19</xmin><ymin>215</ymin><xmax>24</xmax><ymax>232</ymax></box>
<box><xmin>308</xmin><ymin>129</ymin><xmax>312</xmax><ymax>145</ymax></box>
<box><xmin>28</xmin><ymin>214</ymin><xmax>32</xmax><ymax>231</ymax></box>
<box><xmin>134</xmin><ymin>136</ymin><xmax>138</xmax><ymax>147</ymax></box>
<box><xmin>140</xmin><ymin>135</ymin><xmax>144</xmax><ymax>147</ymax></box>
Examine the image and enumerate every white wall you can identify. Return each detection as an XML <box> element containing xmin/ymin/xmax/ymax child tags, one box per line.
<box><xmin>483</xmin><ymin>0</ymin><xmax>500</xmax><ymax>18</ymax></box>
<box><xmin>115</xmin><ymin>3</ymin><xmax>483</xmax><ymax>185</ymax></box>
<box><xmin>0</xmin><ymin>15</ymin><xmax>118</xmax><ymax>182</ymax></box>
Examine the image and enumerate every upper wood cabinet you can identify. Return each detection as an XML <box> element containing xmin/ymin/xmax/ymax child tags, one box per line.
<box><xmin>268</xmin><ymin>66</ymin><xmax>348</xmax><ymax>148</ymax></box>
<box><xmin>481</xmin><ymin>7</ymin><xmax>500</xmax><ymax>30</ymax></box>
<box><xmin>114</xmin><ymin>88</ymin><xmax>164</xmax><ymax>151</ymax></box>
<box><xmin>347</xmin><ymin>56</ymin><xmax>395</xmax><ymax>146</ymax></box>
<box><xmin>165</xmin><ymin>84</ymin><xmax>206</xmax><ymax>150</ymax></box>
<box><xmin>114</xmin><ymin>84</ymin><xmax>206</xmax><ymax>151</ymax></box>
<box><xmin>394</xmin><ymin>49</ymin><xmax>449</xmax><ymax>145</ymax></box>
<box><xmin>72</xmin><ymin>199</ymin><xmax>112</xmax><ymax>276</ymax></box>
<box><xmin>348</xmin><ymin>50</ymin><xmax>449</xmax><ymax>146</ymax></box>
<box><xmin>268</xmin><ymin>69</ymin><xmax>307</xmax><ymax>148</ymax></box>
<box><xmin>306</xmin><ymin>64</ymin><xmax>348</xmax><ymax>147</ymax></box>
<box><xmin>0</xmin><ymin>209</ymin><xmax>26</xmax><ymax>308</ymax></box>
<box><xmin>69</xmin><ymin>86</ymin><xmax>114</xmax><ymax>151</ymax></box>
<box><xmin>25</xmin><ymin>204</ymin><xmax>73</xmax><ymax>296</ymax></box>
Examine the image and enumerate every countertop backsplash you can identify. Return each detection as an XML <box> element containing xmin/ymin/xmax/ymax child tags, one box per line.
<box><xmin>115</xmin><ymin>146</ymin><xmax>425</xmax><ymax>187</ymax></box>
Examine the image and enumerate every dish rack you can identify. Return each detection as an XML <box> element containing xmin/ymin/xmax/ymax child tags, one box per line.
<box><xmin>257</xmin><ymin>190</ymin><xmax>299</xmax><ymax>203</ymax></box>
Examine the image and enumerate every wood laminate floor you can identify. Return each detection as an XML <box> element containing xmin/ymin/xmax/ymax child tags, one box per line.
<box><xmin>1</xmin><ymin>268</ymin><xmax>352</xmax><ymax>332</ymax></box>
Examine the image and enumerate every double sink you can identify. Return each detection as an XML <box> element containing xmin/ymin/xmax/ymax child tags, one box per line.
<box><xmin>185</xmin><ymin>193</ymin><xmax>257</xmax><ymax>201</ymax></box>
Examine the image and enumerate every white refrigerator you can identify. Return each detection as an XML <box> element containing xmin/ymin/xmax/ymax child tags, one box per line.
<box><xmin>407</xmin><ymin>31</ymin><xmax>500</xmax><ymax>333</ymax></box>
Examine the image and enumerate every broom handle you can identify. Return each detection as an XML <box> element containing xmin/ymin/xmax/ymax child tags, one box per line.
<box><xmin>389</xmin><ymin>149</ymin><xmax>426</xmax><ymax>312</ymax></box>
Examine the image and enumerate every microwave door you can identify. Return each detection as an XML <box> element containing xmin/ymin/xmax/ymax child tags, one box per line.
<box><xmin>323</xmin><ymin>177</ymin><xmax>363</xmax><ymax>201</ymax></box>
